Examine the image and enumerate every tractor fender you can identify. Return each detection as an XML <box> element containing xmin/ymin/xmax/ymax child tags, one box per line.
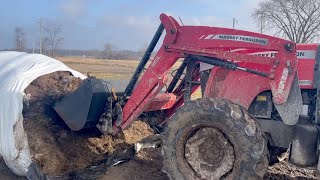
<box><xmin>205</xmin><ymin>69</ymin><xmax>270</xmax><ymax>109</ymax></box>
<box><xmin>205</xmin><ymin>69</ymin><xmax>302</xmax><ymax>125</ymax></box>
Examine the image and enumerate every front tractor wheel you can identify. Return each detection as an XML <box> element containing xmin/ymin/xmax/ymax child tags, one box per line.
<box><xmin>162</xmin><ymin>98</ymin><xmax>268</xmax><ymax>180</ymax></box>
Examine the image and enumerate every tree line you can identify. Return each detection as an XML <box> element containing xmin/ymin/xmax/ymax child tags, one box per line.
<box><xmin>252</xmin><ymin>0</ymin><xmax>320</xmax><ymax>43</ymax></box>
<box><xmin>15</xmin><ymin>21</ymin><xmax>63</xmax><ymax>57</ymax></box>
<box><xmin>14</xmin><ymin>21</ymin><xmax>146</xmax><ymax>59</ymax></box>
<box><xmin>14</xmin><ymin>0</ymin><xmax>320</xmax><ymax>59</ymax></box>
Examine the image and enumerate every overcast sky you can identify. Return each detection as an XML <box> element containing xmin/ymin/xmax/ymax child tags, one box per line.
<box><xmin>0</xmin><ymin>0</ymin><xmax>263</xmax><ymax>50</ymax></box>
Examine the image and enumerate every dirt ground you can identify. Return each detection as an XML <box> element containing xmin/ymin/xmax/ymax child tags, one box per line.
<box><xmin>102</xmin><ymin>151</ymin><xmax>320</xmax><ymax>180</ymax></box>
<box><xmin>1</xmin><ymin>148</ymin><xmax>318</xmax><ymax>180</ymax></box>
<box><xmin>0</xmin><ymin>158</ymin><xmax>26</xmax><ymax>180</ymax></box>
<box><xmin>21</xmin><ymin>71</ymin><xmax>155</xmax><ymax>177</ymax></box>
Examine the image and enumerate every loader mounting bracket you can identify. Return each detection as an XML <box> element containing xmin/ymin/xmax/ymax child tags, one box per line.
<box><xmin>274</xmin><ymin>74</ymin><xmax>302</xmax><ymax>125</ymax></box>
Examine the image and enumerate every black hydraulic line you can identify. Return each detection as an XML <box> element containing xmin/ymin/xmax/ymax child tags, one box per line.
<box><xmin>190</xmin><ymin>55</ymin><xmax>237</xmax><ymax>70</ymax></box>
<box><xmin>190</xmin><ymin>55</ymin><xmax>268</xmax><ymax>77</ymax></box>
<box><xmin>166</xmin><ymin>59</ymin><xmax>188</xmax><ymax>93</ymax></box>
<box><xmin>236</xmin><ymin>67</ymin><xmax>268</xmax><ymax>77</ymax></box>
<box><xmin>124</xmin><ymin>24</ymin><xmax>165</xmax><ymax>96</ymax></box>
<box><xmin>191</xmin><ymin>81</ymin><xmax>201</xmax><ymax>85</ymax></box>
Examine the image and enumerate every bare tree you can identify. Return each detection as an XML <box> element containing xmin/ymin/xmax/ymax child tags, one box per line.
<box><xmin>38</xmin><ymin>19</ymin><xmax>44</xmax><ymax>54</ymax></box>
<box><xmin>103</xmin><ymin>43</ymin><xmax>116</xmax><ymax>59</ymax></box>
<box><xmin>44</xmin><ymin>24</ymin><xmax>63</xmax><ymax>57</ymax></box>
<box><xmin>252</xmin><ymin>0</ymin><xmax>320</xmax><ymax>43</ymax></box>
<box><xmin>15</xmin><ymin>27</ymin><xmax>26</xmax><ymax>52</ymax></box>
<box><xmin>40</xmin><ymin>37</ymin><xmax>49</xmax><ymax>55</ymax></box>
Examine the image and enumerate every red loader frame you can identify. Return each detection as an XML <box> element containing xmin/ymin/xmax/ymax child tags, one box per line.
<box><xmin>114</xmin><ymin>13</ymin><xmax>298</xmax><ymax>134</ymax></box>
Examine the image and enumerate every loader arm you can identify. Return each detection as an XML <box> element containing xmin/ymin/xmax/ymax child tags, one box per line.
<box><xmin>54</xmin><ymin>13</ymin><xmax>299</xmax><ymax>135</ymax></box>
<box><xmin>117</xmin><ymin>13</ymin><xmax>298</xmax><ymax>133</ymax></box>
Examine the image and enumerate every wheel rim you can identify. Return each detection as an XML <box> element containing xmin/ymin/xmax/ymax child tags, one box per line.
<box><xmin>185</xmin><ymin>127</ymin><xmax>235</xmax><ymax>179</ymax></box>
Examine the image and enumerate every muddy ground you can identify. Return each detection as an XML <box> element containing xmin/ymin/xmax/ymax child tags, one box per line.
<box><xmin>22</xmin><ymin>72</ymin><xmax>155</xmax><ymax>177</ymax></box>
<box><xmin>0</xmin><ymin>71</ymin><xmax>318</xmax><ymax>179</ymax></box>
<box><xmin>1</xmin><ymin>149</ymin><xmax>318</xmax><ymax>180</ymax></box>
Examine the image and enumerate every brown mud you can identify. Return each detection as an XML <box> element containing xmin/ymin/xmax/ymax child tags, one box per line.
<box><xmin>22</xmin><ymin>72</ymin><xmax>154</xmax><ymax>177</ymax></box>
<box><xmin>264</xmin><ymin>160</ymin><xmax>318</xmax><ymax>180</ymax></box>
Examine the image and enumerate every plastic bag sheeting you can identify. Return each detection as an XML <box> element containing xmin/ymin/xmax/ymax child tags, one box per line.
<box><xmin>0</xmin><ymin>51</ymin><xmax>86</xmax><ymax>176</ymax></box>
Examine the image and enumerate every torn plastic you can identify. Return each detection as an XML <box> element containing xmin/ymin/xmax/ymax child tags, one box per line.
<box><xmin>0</xmin><ymin>51</ymin><xmax>86</xmax><ymax>176</ymax></box>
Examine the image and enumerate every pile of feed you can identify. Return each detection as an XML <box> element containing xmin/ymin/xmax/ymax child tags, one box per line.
<box><xmin>22</xmin><ymin>71</ymin><xmax>154</xmax><ymax>178</ymax></box>
<box><xmin>264</xmin><ymin>160</ymin><xmax>318</xmax><ymax>180</ymax></box>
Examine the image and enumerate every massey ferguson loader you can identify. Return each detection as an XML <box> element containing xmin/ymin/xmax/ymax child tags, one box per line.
<box><xmin>54</xmin><ymin>13</ymin><xmax>320</xmax><ymax>179</ymax></box>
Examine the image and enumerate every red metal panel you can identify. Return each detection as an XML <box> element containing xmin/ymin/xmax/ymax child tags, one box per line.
<box><xmin>204</xmin><ymin>67</ymin><xmax>230</xmax><ymax>98</ymax></box>
<box><xmin>229</xmin><ymin>44</ymin><xmax>318</xmax><ymax>89</ymax></box>
<box><xmin>144</xmin><ymin>93</ymin><xmax>177</xmax><ymax>112</ymax></box>
<box><xmin>204</xmin><ymin>67</ymin><xmax>270</xmax><ymax>109</ymax></box>
<box><xmin>217</xmin><ymin>71</ymin><xmax>270</xmax><ymax>109</ymax></box>
<box><xmin>296</xmin><ymin>43</ymin><xmax>318</xmax><ymax>89</ymax></box>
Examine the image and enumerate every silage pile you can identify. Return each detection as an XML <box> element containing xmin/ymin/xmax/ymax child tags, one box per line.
<box><xmin>22</xmin><ymin>71</ymin><xmax>154</xmax><ymax>178</ymax></box>
<box><xmin>264</xmin><ymin>160</ymin><xmax>318</xmax><ymax>180</ymax></box>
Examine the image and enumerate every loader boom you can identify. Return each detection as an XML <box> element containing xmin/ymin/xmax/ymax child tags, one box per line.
<box><xmin>54</xmin><ymin>13</ymin><xmax>299</xmax><ymax>135</ymax></box>
<box><xmin>117</xmin><ymin>13</ymin><xmax>298</xmax><ymax>133</ymax></box>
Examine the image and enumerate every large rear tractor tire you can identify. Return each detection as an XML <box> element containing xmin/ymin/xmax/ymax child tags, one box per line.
<box><xmin>162</xmin><ymin>98</ymin><xmax>268</xmax><ymax>180</ymax></box>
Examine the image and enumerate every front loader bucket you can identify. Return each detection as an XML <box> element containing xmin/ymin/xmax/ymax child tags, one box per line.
<box><xmin>54</xmin><ymin>78</ymin><xmax>109</xmax><ymax>131</ymax></box>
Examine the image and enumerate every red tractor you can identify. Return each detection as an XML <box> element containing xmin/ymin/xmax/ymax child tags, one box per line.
<box><xmin>54</xmin><ymin>14</ymin><xmax>320</xmax><ymax>179</ymax></box>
